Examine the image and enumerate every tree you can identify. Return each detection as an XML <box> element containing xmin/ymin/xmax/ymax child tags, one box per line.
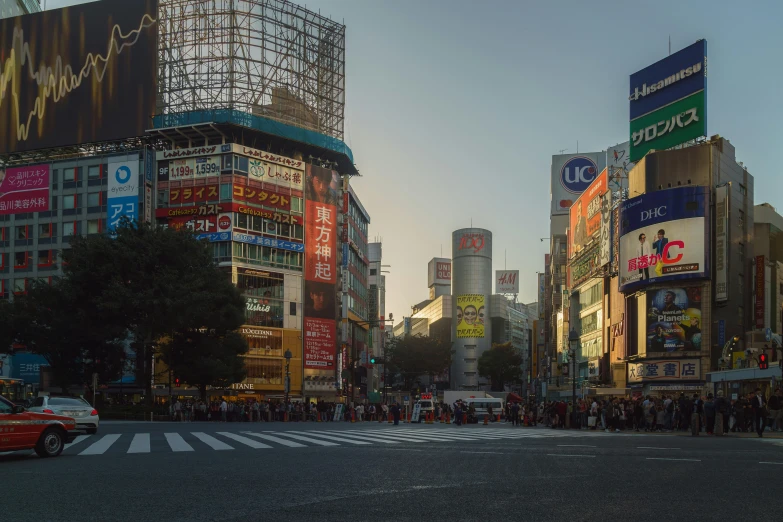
<box><xmin>478</xmin><ymin>342</ymin><xmax>524</xmax><ymax>392</ymax></box>
<box><xmin>385</xmin><ymin>334</ymin><xmax>452</xmax><ymax>392</ymax></box>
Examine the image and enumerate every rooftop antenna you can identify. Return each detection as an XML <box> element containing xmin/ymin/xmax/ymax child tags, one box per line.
<box><xmin>470</xmin><ymin>217</ymin><xmax>473</xmax><ymax>228</ymax></box>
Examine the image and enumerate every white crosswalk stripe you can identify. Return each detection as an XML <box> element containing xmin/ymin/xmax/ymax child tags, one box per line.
<box><xmin>80</xmin><ymin>434</ymin><xmax>122</xmax><ymax>455</ymax></box>
<box><xmin>64</xmin><ymin>434</ymin><xmax>92</xmax><ymax>451</ymax></box>
<box><xmin>271</xmin><ymin>432</ymin><xmax>339</xmax><ymax>446</ymax></box>
<box><xmin>217</xmin><ymin>432</ymin><xmax>271</xmax><ymax>449</ymax></box>
<box><xmin>286</xmin><ymin>431</ymin><xmax>372</xmax><ymax>445</ymax></box>
<box><xmin>242</xmin><ymin>432</ymin><xmax>306</xmax><ymax>448</ymax></box>
<box><xmin>165</xmin><ymin>433</ymin><xmax>194</xmax><ymax>452</ymax></box>
<box><xmin>127</xmin><ymin>433</ymin><xmax>151</xmax><ymax>454</ymax></box>
<box><xmin>192</xmin><ymin>432</ymin><xmax>234</xmax><ymax>450</ymax></box>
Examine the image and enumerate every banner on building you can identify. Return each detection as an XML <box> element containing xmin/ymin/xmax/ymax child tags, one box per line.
<box><xmin>166</xmin><ymin>213</ymin><xmax>232</xmax><ymax>235</ymax></box>
<box><xmin>107</xmin><ymin>156</ymin><xmax>140</xmax><ymax>232</ymax></box>
<box><xmin>456</xmin><ymin>294</ymin><xmax>485</xmax><ymax>338</ymax></box>
<box><xmin>628</xmin><ymin>359</ymin><xmax>701</xmax><ymax>383</ymax></box>
<box><xmin>304</xmin><ymin>164</ymin><xmax>338</xmax><ymax>369</ymax></box>
<box><xmin>569</xmin><ymin>169</ymin><xmax>608</xmax><ymax>257</ymax></box>
<box><xmin>646</xmin><ymin>287</ymin><xmax>702</xmax><ymax>353</ymax></box>
<box><xmin>714</xmin><ymin>184</ymin><xmax>729</xmax><ymax>302</ymax></box>
<box><xmin>599</xmin><ymin>190</ymin><xmax>612</xmax><ymax>267</ymax></box>
<box><xmin>756</xmin><ymin>255</ymin><xmax>765</xmax><ymax>329</ymax></box>
<box><xmin>496</xmin><ymin>270</ymin><xmax>519</xmax><ymax>293</ymax></box>
<box><xmin>619</xmin><ymin>186</ymin><xmax>709</xmax><ymax>292</ymax></box>
<box><xmin>0</xmin><ymin>164</ymin><xmax>50</xmax><ymax>215</ymax></box>
<box><xmin>551</xmin><ymin>152</ymin><xmax>607</xmax><ymax>216</ymax></box>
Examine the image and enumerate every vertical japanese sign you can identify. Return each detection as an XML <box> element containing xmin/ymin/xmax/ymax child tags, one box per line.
<box><xmin>756</xmin><ymin>255</ymin><xmax>765</xmax><ymax>329</ymax></box>
<box><xmin>714</xmin><ymin>184</ymin><xmax>729</xmax><ymax>302</ymax></box>
<box><xmin>599</xmin><ymin>190</ymin><xmax>612</xmax><ymax>267</ymax></box>
<box><xmin>304</xmin><ymin>165</ymin><xmax>339</xmax><ymax>369</ymax></box>
<box><xmin>107</xmin><ymin>156</ymin><xmax>139</xmax><ymax>232</ymax></box>
<box><xmin>0</xmin><ymin>164</ymin><xmax>50</xmax><ymax>215</ymax></box>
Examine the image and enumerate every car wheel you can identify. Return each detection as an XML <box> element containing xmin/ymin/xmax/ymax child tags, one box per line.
<box><xmin>87</xmin><ymin>428</ymin><xmax>98</xmax><ymax>435</ymax></box>
<box><xmin>35</xmin><ymin>428</ymin><xmax>65</xmax><ymax>458</ymax></box>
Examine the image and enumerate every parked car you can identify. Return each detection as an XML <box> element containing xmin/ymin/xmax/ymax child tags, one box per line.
<box><xmin>0</xmin><ymin>394</ymin><xmax>78</xmax><ymax>458</ymax></box>
<box><xmin>28</xmin><ymin>396</ymin><xmax>100</xmax><ymax>434</ymax></box>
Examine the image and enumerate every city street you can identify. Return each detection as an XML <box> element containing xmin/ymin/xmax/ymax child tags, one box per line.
<box><xmin>3</xmin><ymin>421</ymin><xmax>783</xmax><ymax>521</ymax></box>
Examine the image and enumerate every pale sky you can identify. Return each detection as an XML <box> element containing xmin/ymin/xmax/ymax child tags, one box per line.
<box><xmin>47</xmin><ymin>0</ymin><xmax>783</xmax><ymax>325</ymax></box>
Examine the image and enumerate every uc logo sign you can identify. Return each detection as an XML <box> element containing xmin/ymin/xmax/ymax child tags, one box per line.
<box><xmin>560</xmin><ymin>156</ymin><xmax>597</xmax><ymax>194</ymax></box>
<box><xmin>115</xmin><ymin>166</ymin><xmax>132</xmax><ymax>185</ymax></box>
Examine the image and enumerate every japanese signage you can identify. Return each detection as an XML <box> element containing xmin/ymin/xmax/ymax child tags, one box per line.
<box><xmin>550</xmin><ymin>151</ymin><xmax>606</xmax><ymax>216</ymax></box>
<box><xmin>166</xmin><ymin>213</ymin><xmax>232</xmax><ymax>235</ymax></box>
<box><xmin>496</xmin><ymin>270</ymin><xmax>520</xmax><ymax>293</ymax></box>
<box><xmin>714</xmin><ymin>184</ymin><xmax>729</xmax><ymax>302</ymax></box>
<box><xmin>169</xmin><ymin>184</ymin><xmax>219</xmax><ymax>205</ymax></box>
<box><xmin>160</xmin><ymin>202</ymin><xmax>300</xmax><ymax>225</ymax></box>
<box><xmin>619</xmin><ymin>186</ymin><xmax>709</xmax><ymax>292</ymax></box>
<box><xmin>9</xmin><ymin>352</ymin><xmax>48</xmax><ymax>385</ymax></box>
<box><xmin>232</xmin><ymin>233</ymin><xmax>304</xmax><ymax>253</ymax></box>
<box><xmin>756</xmin><ymin>255</ymin><xmax>765</xmax><ymax>329</ymax></box>
<box><xmin>569</xmin><ymin>169</ymin><xmax>608</xmax><ymax>256</ymax></box>
<box><xmin>628</xmin><ymin>359</ymin><xmax>701</xmax><ymax>384</ymax></box>
<box><xmin>569</xmin><ymin>243</ymin><xmax>601</xmax><ymax>289</ymax></box>
<box><xmin>456</xmin><ymin>294</ymin><xmax>485</xmax><ymax>339</ymax></box>
<box><xmin>612</xmin><ymin>205</ymin><xmax>620</xmax><ymax>274</ymax></box>
<box><xmin>304</xmin><ymin>165</ymin><xmax>338</xmax><ymax>369</ymax></box>
<box><xmin>243</xmin><ymin>146</ymin><xmax>304</xmax><ymax>190</ymax></box>
<box><xmin>165</xmin><ymin>156</ymin><xmax>220</xmax><ymax>180</ymax></box>
<box><xmin>646</xmin><ymin>287</ymin><xmax>702</xmax><ymax>353</ymax></box>
<box><xmin>629</xmin><ymin>40</ymin><xmax>707</xmax><ymax>162</ymax></box>
<box><xmin>157</xmin><ymin>145</ymin><xmax>220</xmax><ymax>160</ymax></box>
<box><xmin>233</xmin><ymin>185</ymin><xmax>292</xmax><ymax>211</ymax></box>
<box><xmin>599</xmin><ymin>190</ymin><xmax>612</xmax><ymax>267</ymax></box>
<box><xmin>428</xmin><ymin>259</ymin><xmax>451</xmax><ymax>286</ymax></box>
<box><xmin>0</xmin><ymin>164</ymin><xmax>49</xmax><ymax>215</ymax></box>
<box><xmin>107</xmin><ymin>156</ymin><xmax>139</xmax><ymax>232</ymax></box>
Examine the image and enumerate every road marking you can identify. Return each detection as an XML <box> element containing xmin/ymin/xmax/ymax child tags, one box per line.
<box><xmin>759</xmin><ymin>461</ymin><xmax>783</xmax><ymax>465</ymax></box>
<box><xmin>547</xmin><ymin>454</ymin><xmax>595</xmax><ymax>458</ymax></box>
<box><xmin>637</xmin><ymin>446</ymin><xmax>680</xmax><ymax>450</ymax></box>
<box><xmin>273</xmin><ymin>433</ymin><xmax>339</xmax><ymax>446</ymax></box>
<box><xmin>127</xmin><ymin>433</ymin><xmax>151</xmax><ymax>454</ymax></box>
<box><xmin>64</xmin><ymin>434</ymin><xmax>91</xmax><ymax>450</ymax></box>
<box><xmin>646</xmin><ymin>457</ymin><xmax>700</xmax><ymax>462</ymax></box>
<box><xmin>557</xmin><ymin>444</ymin><xmax>596</xmax><ymax>448</ymax></box>
<box><xmin>242</xmin><ymin>433</ymin><xmax>306</xmax><ymax>448</ymax></box>
<box><xmin>460</xmin><ymin>451</ymin><xmax>506</xmax><ymax>455</ymax></box>
<box><xmin>286</xmin><ymin>431</ymin><xmax>371</xmax><ymax>445</ymax></box>
<box><xmin>192</xmin><ymin>432</ymin><xmax>234</xmax><ymax>450</ymax></box>
<box><xmin>79</xmin><ymin>434</ymin><xmax>121</xmax><ymax>455</ymax></box>
<box><xmin>164</xmin><ymin>433</ymin><xmax>194</xmax><ymax>452</ymax></box>
<box><xmin>217</xmin><ymin>432</ymin><xmax>271</xmax><ymax>449</ymax></box>
<box><xmin>311</xmin><ymin>431</ymin><xmax>401</xmax><ymax>444</ymax></box>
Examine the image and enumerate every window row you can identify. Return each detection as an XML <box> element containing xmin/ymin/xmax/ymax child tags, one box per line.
<box><xmin>348</xmin><ymin>201</ymin><xmax>368</xmax><ymax>236</ymax></box>
<box><xmin>237</xmin><ymin>272</ymin><xmax>285</xmax><ymax>299</ymax></box>
<box><xmin>0</xmin><ymin>249</ymin><xmax>59</xmax><ymax>269</ymax></box>
<box><xmin>233</xmin><ymin>213</ymin><xmax>304</xmax><ymax>241</ymax></box>
<box><xmin>211</xmin><ymin>242</ymin><xmax>304</xmax><ymax>270</ymax></box>
<box><xmin>53</xmin><ymin>165</ymin><xmax>109</xmax><ymax>184</ymax></box>
<box><xmin>0</xmin><ymin>277</ymin><xmax>53</xmax><ymax>296</ymax></box>
<box><xmin>6</xmin><ymin>220</ymin><xmax>104</xmax><ymax>241</ymax></box>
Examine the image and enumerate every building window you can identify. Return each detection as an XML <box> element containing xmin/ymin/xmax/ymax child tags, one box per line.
<box><xmin>244</xmin><ymin>357</ymin><xmax>283</xmax><ymax>384</ymax></box>
<box><xmin>63</xmin><ymin>167</ymin><xmax>78</xmax><ymax>182</ymax></box>
<box><xmin>63</xmin><ymin>194</ymin><xmax>77</xmax><ymax>210</ymax></box>
<box><xmin>16</xmin><ymin>225</ymin><xmax>28</xmax><ymax>240</ymax></box>
<box><xmin>39</xmin><ymin>223</ymin><xmax>52</xmax><ymax>238</ymax></box>
<box><xmin>87</xmin><ymin>219</ymin><xmax>102</xmax><ymax>235</ymax></box>
<box><xmin>738</xmin><ymin>209</ymin><xmax>745</xmax><ymax>228</ymax></box>
<box><xmin>220</xmin><ymin>184</ymin><xmax>232</xmax><ymax>201</ymax></box>
<box><xmin>88</xmin><ymin>165</ymin><xmax>101</xmax><ymax>179</ymax></box>
<box><xmin>0</xmin><ymin>253</ymin><xmax>5</xmax><ymax>269</ymax></box>
<box><xmin>739</xmin><ymin>184</ymin><xmax>747</xmax><ymax>196</ymax></box>
<box><xmin>14</xmin><ymin>251</ymin><xmax>29</xmax><ymax>268</ymax></box>
<box><xmin>370</xmin><ymin>268</ymin><xmax>377</xmax><ymax>276</ymax></box>
<box><xmin>291</xmin><ymin>197</ymin><xmax>303</xmax><ymax>213</ymax></box>
<box><xmin>13</xmin><ymin>278</ymin><xmax>27</xmax><ymax>294</ymax></box>
<box><xmin>38</xmin><ymin>250</ymin><xmax>52</xmax><ymax>266</ymax></box>
<box><xmin>87</xmin><ymin>192</ymin><xmax>101</xmax><ymax>207</ymax></box>
<box><xmin>63</xmin><ymin>222</ymin><xmax>77</xmax><ymax>237</ymax></box>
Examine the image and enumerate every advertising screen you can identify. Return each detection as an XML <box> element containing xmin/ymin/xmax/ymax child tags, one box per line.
<box><xmin>550</xmin><ymin>152</ymin><xmax>606</xmax><ymax>216</ymax></box>
<box><xmin>618</xmin><ymin>186</ymin><xmax>709</xmax><ymax>292</ymax></box>
<box><xmin>0</xmin><ymin>164</ymin><xmax>49</xmax><ymax>215</ymax></box>
<box><xmin>646</xmin><ymin>287</ymin><xmax>702</xmax><ymax>353</ymax></box>
<box><xmin>455</xmin><ymin>294</ymin><xmax>485</xmax><ymax>339</ymax></box>
<box><xmin>303</xmin><ymin>164</ymin><xmax>338</xmax><ymax>369</ymax></box>
<box><xmin>569</xmin><ymin>169</ymin><xmax>607</xmax><ymax>256</ymax></box>
<box><xmin>0</xmin><ymin>0</ymin><xmax>158</xmax><ymax>154</ymax></box>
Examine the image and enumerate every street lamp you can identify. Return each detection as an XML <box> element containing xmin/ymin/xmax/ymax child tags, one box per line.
<box><xmin>568</xmin><ymin>328</ymin><xmax>579</xmax><ymax>429</ymax></box>
<box><xmin>284</xmin><ymin>349</ymin><xmax>292</xmax><ymax>406</ymax></box>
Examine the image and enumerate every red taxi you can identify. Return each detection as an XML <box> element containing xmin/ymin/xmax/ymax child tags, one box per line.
<box><xmin>0</xmin><ymin>394</ymin><xmax>78</xmax><ymax>458</ymax></box>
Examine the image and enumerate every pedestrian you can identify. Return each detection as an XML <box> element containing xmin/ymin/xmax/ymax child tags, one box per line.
<box><xmin>663</xmin><ymin>395</ymin><xmax>674</xmax><ymax>431</ymax></box>
<box><xmin>704</xmin><ymin>394</ymin><xmax>715</xmax><ymax>435</ymax></box>
<box><xmin>690</xmin><ymin>394</ymin><xmax>702</xmax><ymax>436</ymax></box>
<box><xmin>751</xmin><ymin>388</ymin><xmax>767</xmax><ymax>438</ymax></box>
<box><xmin>714</xmin><ymin>390</ymin><xmax>728</xmax><ymax>436</ymax></box>
<box><xmin>219</xmin><ymin>398</ymin><xmax>228</xmax><ymax>422</ymax></box>
<box><xmin>390</xmin><ymin>402</ymin><xmax>401</xmax><ymax>425</ymax></box>
<box><xmin>767</xmin><ymin>388</ymin><xmax>782</xmax><ymax>432</ymax></box>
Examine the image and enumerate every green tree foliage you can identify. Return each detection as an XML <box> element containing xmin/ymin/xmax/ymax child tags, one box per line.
<box><xmin>477</xmin><ymin>342</ymin><xmax>524</xmax><ymax>392</ymax></box>
<box><xmin>385</xmin><ymin>334</ymin><xmax>452</xmax><ymax>391</ymax></box>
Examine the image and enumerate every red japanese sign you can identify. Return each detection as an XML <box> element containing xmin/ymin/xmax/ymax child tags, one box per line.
<box><xmin>158</xmin><ymin>203</ymin><xmax>301</xmax><ymax>225</ymax></box>
<box><xmin>233</xmin><ymin>184</ymin><xmax>291</xmax><ymax>211</ymax></box>
<box><xmin>305</xmin><ymin>201</ymin><xmax>337</xmax><ymax>284</ymax></box>
<box><xmin>168</xmin><ymin>184</ymin><xmax>220</xmax><ymax>205</ymax></box>
<box><xmin>167</xmin><ymin>213</ymin><xmax>232</xmax><ymax>234</ymax></box>
<box><xmin>304</xmin><ymin>317</ymin><xmax>336</xmax><ymax>369</ymax></box>
<box><xmin>0</xmin><ymin>164</ymin><xmax>49</xmax><ymax>215</ymax></box>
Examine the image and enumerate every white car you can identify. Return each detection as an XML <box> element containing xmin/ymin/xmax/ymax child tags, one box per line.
<box><xmin>28</xmin><ymin>396</ymin><xmax>100</xmax><ymax>434</ymax></box>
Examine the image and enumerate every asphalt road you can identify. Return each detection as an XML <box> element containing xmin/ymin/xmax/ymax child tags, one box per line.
<box><xmin>4</xmin><ymin>421</ymin><xmax>783</xmax><ymax>522</ymax></box>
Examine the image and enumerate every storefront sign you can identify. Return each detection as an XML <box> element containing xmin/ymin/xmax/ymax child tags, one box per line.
<box><xmin>569</xmin><ymin>243</ymin><xmax>601</xmax><ymax>288</ymax></box>
<box><xmin>169</xmin><ymin>184</ymin><xmax>219</xmax><ymax>205</ymax></box>
<box><xmin>230</xmin><ymin>383</ymin><xmax>254</xmax><ymax>390</ymax></box>
<box><xmin>628</xmin><ymin>359</ymin><xmax>700</xmax><ymax>383</ymax></box>
<box><xmin>232</xmin><ymin>233</ymin><xmax>304</xmax><ymax>253</ymax></box>
<box><xmin>233</xmin><ymin>185</ymin><xmax>292</xmax><ymax>211</ymax></box>
<box><xmin>157</xmin><ymin>145</ymin><xmax>220</xmax><ymax>160</ymax></box>
<box><xmin>107</xmin><ymin>157</ymin><xmax>139</xmax><ymax>232</ymax></box>
<box><xmin>157</xmin><ymin>204</ymin><xmax>226</xmax><ymax>218</ymax></box>
<box><xmin>245</xmin><ymin>298</ymin><xmax>271</xmax><ymax>313</ymax></box>
<box><xmin>166</xmin><ymin>213</ymin><xmax>232</xmax><ymax>235</ymax></box>
<box><xmin>239</xmin><ymin>327</ymin><xmax>280</xmax><ymax>340</ymax></box>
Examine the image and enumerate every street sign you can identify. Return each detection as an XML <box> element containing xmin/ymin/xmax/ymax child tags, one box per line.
<box><xmin>333</xmin><ymin>404</ymin><xmax>344</xmax><ymax>421</ymax></box>
<box><xmin>411</xmin><ymin>402</ymin><xmax>422</xmax><ymax>423</ymax></box>
<box><xmin>765</xmin><ymin>327</ymin><xmax>772</xmax><ymax>342</ymax></box>
<box><xmin>403</xmin><ymin>395</ymin><xmax>410</xmax><ymax>406</ymax></box>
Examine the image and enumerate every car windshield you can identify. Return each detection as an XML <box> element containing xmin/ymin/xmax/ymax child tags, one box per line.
<box><xmin>420</xmin><ymin>401</ymin><xmax>433</xmax><ymax>408</ymax></box>
<box><xmin>49</xmin><ymin>397</ymin><xmax>90</xmax><ymax>407</ymax></box>
<box><xmin>0</xmin><ymin>395</ymin><xmax>13</xmax><ymax>412</ymax></box>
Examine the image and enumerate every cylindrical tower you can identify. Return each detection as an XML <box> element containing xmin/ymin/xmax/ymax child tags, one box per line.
<box><xmin>451</xmin><ymin>228</ymin><xmax>493</xmax><ymax>390</ymax></box>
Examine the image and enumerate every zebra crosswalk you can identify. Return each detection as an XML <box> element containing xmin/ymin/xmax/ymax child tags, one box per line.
<box><xmin>56</xmin><ymin>427</ymin><xmax>615</xmax><ymax>458</ymax></box>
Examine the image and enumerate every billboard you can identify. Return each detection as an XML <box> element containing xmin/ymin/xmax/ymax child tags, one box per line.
<box><xmin>714</xmin><ymin>185</ymin><xmax>729</xmax><ymax>302</ymax></box>
<box><xmin>628</xmin><ymin>359</ymin><xmax>701</xmax><ymax>384</ymax></box>
<box><xmin>599</xmin><ymin>190</ymin><xmax>612</xmax><ymax>267</ymax></box>
<box><xmin>756</xmin><ymin>255</ymin><xmax>765</xmax><ymax>329</ymax></box>
<box><xmin>233</xmin><ymin>185</ymin><xmax>293</xmax><ymax>212</ymax></box>
<box><xmin>646</xmin><ymin>287</ymin><xmax>702</xmax><ymax>353</ymax></box>
<box><xmin>496</xmin><ymin>270</ymin><xmax>519</xmax><ymax>293</ymax></box>
<box><xmin>629</xmin><ymin>40</ymin><xmax>707</xmax><ymax>163</ymax></box>
<box><xmin>0</xmin><ymin>164</ymin><xmax>49</xmax><ymax>215</ymax></box>
<box><xmin>304</xmin><ymin>165</ymin><xmax>338</xmax><ymax>369</ymax></box>
<box><xmin>618</xmin><ymin>186</ymin><xmax>709</xmax><ymax>292</ymax></box>
<box><xmin>107</xmin><ymin>156</ymin><xmax>140</xmax><ymax>232</ymax></box>
<box><xmin>166</xmin><ymin>213</ymin><xmax>232</xmax><ymax>235</ymax></box>
<box><xmin>455</xmin><ymin>294</ymin><xmax>485</xmax><ymax>338</ymax></box>
<box><xmin>551</xmin><ymin>152</ymin><xmax>607</xmax><ymax>216</ymax></box>
<box><xmin>428</xmin><ymin>258</ymin><xmax>451</xmax><ymax>287</ymax></box>
<box><xmin>569</xmin><ymin>169</ymin><xmax>608</xmax><ymax>256</ymax></box>
<box><xmin>0</xmin><ymin>0</ymin><xmax>159</xmax><ymax>154</ymax></box>
<box><xmin>606</xmin><ymin>141</ymin><xmax>634</xmax><ymax>187</ymax></box>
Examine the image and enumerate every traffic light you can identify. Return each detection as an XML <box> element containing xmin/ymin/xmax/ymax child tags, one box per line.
<box><xmin>175</xmin><ymin>378</ymin><xmax>181</xmax><ymax>387</ymax></box>
<box><xmin>370</xmin><ymin>357</ymin><xmax>385</xmax><ymax>365</ymax></box>
<box><xmin>759</xmin><ymin>353</ymin><xmax>769</xmax><ymax>370</ymax></box>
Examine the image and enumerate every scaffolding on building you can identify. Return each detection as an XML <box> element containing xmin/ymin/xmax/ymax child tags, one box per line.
<box><xmin>157</xmin><ymin>0</ymin><xmax>346</xmax><ymax>141</ymax></box>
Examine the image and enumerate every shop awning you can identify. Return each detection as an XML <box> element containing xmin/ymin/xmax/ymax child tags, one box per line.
<box><xmin>706</xmin><ymin>365</ymin><xmax>782</xmax><ymax>383</ymax></box>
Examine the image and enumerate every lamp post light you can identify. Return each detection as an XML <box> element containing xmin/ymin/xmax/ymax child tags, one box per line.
<box><xmin>568</xmin><ymin>328</ymin><xmax>579</xmax><ymax>429</ymax></box>
<box><xmin>284</xmin><ymin>349</ymin><xmax>292</xmax><ymax>406</ymax></box>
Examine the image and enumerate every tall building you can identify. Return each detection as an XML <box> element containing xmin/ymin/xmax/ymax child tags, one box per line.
<box><xmin>0</xmin><ymin>0</ymin><xmax>39</xmax><ymax>19</ymax></box>
<box><xmin>367</xmin><ymin>241</ymin><xmax>387</xmax><ymax>398</ymax></box>
<box><xmin>752</xmin><ymin>203</ymin><xmax>783</xmax><ymax>334</ymax></box>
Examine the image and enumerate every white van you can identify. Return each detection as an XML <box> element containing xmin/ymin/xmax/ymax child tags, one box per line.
<box><xmin>463</xmin><ymin>397</ymin><xmax>504</xmax><ymax>421</ymax></box>
<box><xmin>416</xmin><ymin>399</ymin><xmax>435</xmax><ymax>422</ymax></box>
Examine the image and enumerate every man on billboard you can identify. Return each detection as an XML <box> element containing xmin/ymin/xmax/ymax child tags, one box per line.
<box><xmin>662</xmin><ymin>291</ymin><xmax>682</xmax><ymax>313</ymax></box>
<box><xmin>652</xmin><ymin>229</ymin><xmax>669</xmax><ymax>276</ymax></box>
<box><xmin>305</xmin><ymin>281</ymin><xmax>336</xmax><ymax>320</ymax></box>
<box><xmin>464</xmin><ymin>305</ymin><xmax>478</xmax><ymax>326</ymax></box>
<box><xmin>306</xmin><ymin>167</ymin><xmax>339</xmax><ymax>206</ymax></box>
<box><xmin>637</xmin><ymin>233</ymin><xmax>651</xmax><ymax>280</ymax></box>
<box><xmin>456</xmin><ymin>306</ymin><xmax>463</xmax><ymax>325</ymax></box>
<box><xmin>573</xmin><ymin>199</ymin><xmax>587</xmax><ymax>251</ymax></box>
<box><xmin>478</xmin><ymin>306</ymin><xmax>485</xmax><ymax>325</ymax></box>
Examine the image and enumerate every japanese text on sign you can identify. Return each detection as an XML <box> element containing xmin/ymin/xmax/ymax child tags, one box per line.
<box><xmin>0</xmin><ymin>164</ymin><xmax>50</xmax><ymax>215</ymax></box>
<box><xmin>628</xmin><ymin>359</ymin><xmax>700</xmax><ymax>383</ymax></box>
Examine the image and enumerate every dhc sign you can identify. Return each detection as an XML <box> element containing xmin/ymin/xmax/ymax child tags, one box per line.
<box><xmin>560</xmin><ymin>156</ymin><xmax>598</xmax><ymax>194</ymax></box>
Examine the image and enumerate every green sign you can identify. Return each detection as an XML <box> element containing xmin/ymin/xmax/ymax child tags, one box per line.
<box><xmin>629</xmin><ymin>90</ymin><xmax>705</xmax><ymax>163</ymax></box>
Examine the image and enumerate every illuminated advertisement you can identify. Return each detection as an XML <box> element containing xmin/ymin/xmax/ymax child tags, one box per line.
<box><xmin>569</xmin><ymin>169</ymin><xmax>608</xmax><ymax>256</ymax></box>
<box><xmin>646</xmin><ymin>287</ymin><xmax>702</xmax><ymax>353</ymax></box>
<box><xmin>233</xmin><ymin>185</ymin><xmax>292</xmax><ymax>211</ymax></box>
<box><xmin>107</xmin><ymin>156</ymin><xmax>140</xmax><ymax>232</ymax></box>
<box><xmin>618</xmin><ymin>186</ymin><xmax>708</xmax><ymax>292</ymax></box>
<box><xmin>0</xmin><ymin>164</ymin><xmax>49</xmax><ymax>215</ymax></box>
<box><xmin>0</xmin><ymin>0</ymin><xmax>158</xmax><ymax>154</ymax></box>
<box><xmin>304</xmin><ymin>164</ymin><xmax>338</xmax><ymax>369</ymax></box>
<box><xmin>456</xmin><ymin>294</ymin><xmax>485</xmax><ymax>339</ymax></box>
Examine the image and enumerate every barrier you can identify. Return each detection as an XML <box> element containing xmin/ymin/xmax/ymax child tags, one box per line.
<box><xmin>483</xmin><ymin>414</ymin><xmax>488</xmax><ymax>425</ymax></box>
<box><xmin>388</xmin><ymin>414</ymin><xmax>393</xmax><ymax>424</ymax></box>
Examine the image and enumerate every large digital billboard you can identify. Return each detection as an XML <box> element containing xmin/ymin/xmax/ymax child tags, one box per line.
<box><xmin>618</xmin><ymin>186</ymin><xmax>709</xmax><ymax>292</ymax></box>
<box><xmin>646</xmin><ymin>287</ymin><xmax>702</xmax><ymax>353</ymax></box>
<box><xmin>0</xmin><ymin>0</ymin><xmax>159</xmax><ymax>154</ymax></box>
<box><xmin>628</xmin><ymin>40</ymin><xmax>707</xmax><ymax>162</ymax></box>
<box><xmin>456</xmin><ymin>294</ymin><xmax>485</xmax><ymax>339</ymax></box>
<box><xmin>550</xmin><ymin>152</ymin><xmax>606</xmax><ymax>216</ymax></box>
<box><xmin>569</xmin><ymin>168</ymin><xmax>607</xmax><ymax>257</ymax></box>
